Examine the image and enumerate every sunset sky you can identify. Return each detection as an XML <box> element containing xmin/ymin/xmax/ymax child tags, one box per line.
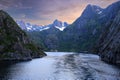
<box><xmin>0</xmin><ymin>0</ymin><xmax>119</xmax><ymax>25</ymax></box>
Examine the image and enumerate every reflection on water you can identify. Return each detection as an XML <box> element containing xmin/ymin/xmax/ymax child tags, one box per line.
<box><xmin>0</xmin><ymin>52</ymin><xmax>120</xmax><ymax>80</ymax></box>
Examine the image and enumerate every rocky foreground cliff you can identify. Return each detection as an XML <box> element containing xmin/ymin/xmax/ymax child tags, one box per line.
<box><xmin>97</xmin><ymin>10</ymin><xmax>120</xmax><ymax>65</ymax></box>
<box><xmin>0</xmin><ymin>10</ymin><xmax>46</xmax><ymax>61</ymax></box>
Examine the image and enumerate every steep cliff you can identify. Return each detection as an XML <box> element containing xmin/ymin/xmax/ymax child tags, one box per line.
<box><xmin>98</xmin><ymin>10</ymin><xmax>120</xmax><ymax>65</ymax></box>
<box><xmin>0</xmin><ymin>10</ymin><xmax>46</xmax><ymax>61</ymax></box>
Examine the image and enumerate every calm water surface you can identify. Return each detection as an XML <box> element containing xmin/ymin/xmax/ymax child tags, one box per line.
<box><xmin>0</xmin><ymin>52</ymin><xmax>120</xmax><ymax>80</ymax></box>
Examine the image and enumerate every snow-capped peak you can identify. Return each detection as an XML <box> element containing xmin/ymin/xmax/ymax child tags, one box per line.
<box><xmin>16</xmin><ymin>20</ymin><xmax>69</xmax><ymax>31</ymax></box>
<box><xmin>52</xmin><ymin>19</ymin><xmax>68</xmax><ymax>31</ymax></box>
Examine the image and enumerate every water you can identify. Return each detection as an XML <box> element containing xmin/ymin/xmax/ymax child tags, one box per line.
<box><xmin>0</xmin><ymin>52</ymin><xmax>120</xmax><ymax>80</ymax></box>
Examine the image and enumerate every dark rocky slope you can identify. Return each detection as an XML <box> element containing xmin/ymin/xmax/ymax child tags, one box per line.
<box><xmin>98</xmin><ymin>10</ymin><xmax>120</xmax><ymax>65</ymax></box>
<box><xmin>0</xmin><ymin>10</ymin><xmax>46</xmax><ymax>61</ymax></box>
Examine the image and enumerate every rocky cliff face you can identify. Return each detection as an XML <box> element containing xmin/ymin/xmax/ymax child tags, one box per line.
<box><xmin>0</xmin><ymin>10</ymin><xmax>46</xmax><ymax>61</ymax></box>
<box><xmin>98</xmin><ymin>10</ymin><xmax>120</xmax><ymax>65</ymax></box>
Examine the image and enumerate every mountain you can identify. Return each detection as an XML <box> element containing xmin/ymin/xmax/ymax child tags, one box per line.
<box><xmin>0</xmin><ymin>10</ymin><xmax>46</xmax><ymax>61</ymax></box>
<box><xmin>25</xmin><ymin>1</ymin><xmax>120</xmax><ymax>53</ymax></box>
<box><xmin>58</xmin><ymin>4</ymin><xmax>103</xmax><ymax>52</ymax></box>
<box><xmin>17</xmin><ymin>19</ymin><xmax>68</xmax><ymax>31</ymax></box>
<box><xmin>58</xmin><ymin>1</ymin><xmax>120</xmax><ymax>52</ymax></box>
<box><xmin>97</xmin><ymin>10</ymin><xmax>120</xmax><ymax>65</ymax></box>
<box><xmin>52</xmin><ymin>19</ymin><xmax>68</xmax><ymax>31</ymax></box>
<box><xmin>32</xmin><ymin>4</ymin><xmax>104</xmax><ymax>52</ymax></box>
<box><xmin>73</xmin><ymin>4</ymin><xmax>103</xmax><ymax>28</ymax></box>
<box><xmin>17</xmin><ymin>20</ymin><xmax>69</xmax><ymax>51</ymax></box>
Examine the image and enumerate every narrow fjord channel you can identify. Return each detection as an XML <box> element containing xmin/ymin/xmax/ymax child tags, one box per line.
<box><xmin>0</xmin><ymin>52</ymin><xmax>120</xmax><ymax>80</ymax></box>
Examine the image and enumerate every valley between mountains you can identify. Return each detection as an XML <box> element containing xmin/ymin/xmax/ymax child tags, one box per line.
<box><xmin>0</xmin><ymin>1</ymin><xmax>120</xmax><ymax>80</ymax></box>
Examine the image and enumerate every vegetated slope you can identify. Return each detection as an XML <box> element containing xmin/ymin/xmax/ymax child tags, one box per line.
<box><xmin>0</xmin><ymin>10</ymin><xmax>46</xmax><ymax>61</ymax></box>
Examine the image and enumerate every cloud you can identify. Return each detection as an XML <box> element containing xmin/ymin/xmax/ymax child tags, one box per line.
<box><xmin>0</xmin><ymin>0</ymin><xmax>118</xmax><ymax>25</ymax></box>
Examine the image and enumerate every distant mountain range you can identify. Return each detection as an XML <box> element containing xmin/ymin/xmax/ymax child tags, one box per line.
<box><xmin>16</xmin><ymin>19</ymin><xmax>69</xmax><ymax>31</ymax></box>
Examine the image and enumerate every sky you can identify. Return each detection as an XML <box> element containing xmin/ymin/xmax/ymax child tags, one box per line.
<box><xmin>0</xmin><ymin>0</ymin><xmax>119</xmax><ymax>25</ymax></box>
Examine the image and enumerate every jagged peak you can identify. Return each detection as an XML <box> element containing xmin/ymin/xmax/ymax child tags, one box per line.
<box><xmin>79</xmin><ymin>4</ymin><xmax>103</xmax><ymax>18</ymax></box>
<box><xmin>54</xmin><ymin>19</ymin><xmax>59</xmax><ymax>21</ymax></box>
<box><xmin>53</xmin><ymin>19</ymin><xmax>61</xmax><ymax>23</ymax></box>
<box><xmin>86</xmin><ymin>4</ymin><xmax>92</xmax><ymax>8</ymax></box>
<box><xmin>85</xmin><ymin>4</ymin><xmax>102</xmax><ymax>10</ymax></box>
<box><xmin>53</xmin><ymin>19</ymin><xmax>68</xmax><ymax>24</ymax></box>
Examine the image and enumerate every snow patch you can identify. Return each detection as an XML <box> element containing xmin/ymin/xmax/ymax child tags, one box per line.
<box><xmin>98</xmin><ymin>11</ymin><xmax>102</xmax><ymax>14</ymax></box>
<box><xmin>40</xmin><ymin>27</ymin><xmax>50</xmax><ymax>31</ymax></box>
<box><xmin>96</xmin><ymin>9</ymin><xmax>102</xmax><ymax>14</ymax></box>
<box><xmin>55</xmin><ymin>26</ymin><xmax>66</xmax><ymax>31</ymax></box>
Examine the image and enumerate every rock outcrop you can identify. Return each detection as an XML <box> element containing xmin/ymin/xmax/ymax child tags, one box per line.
<box><xmin>0</xmin><ymin>10</ymin><xmax>46</xmax><ymax>61</ymax></box>
<box><xmin>98</xmin><ymin>10</ymin><xmax>120</xmax><ymax>65</ymax></box>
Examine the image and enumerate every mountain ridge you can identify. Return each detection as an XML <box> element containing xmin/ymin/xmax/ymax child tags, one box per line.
<box><xmin>17</xmin><ymin>19</ymin><xmax>69</xmax><ymax>31</ymax></box>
